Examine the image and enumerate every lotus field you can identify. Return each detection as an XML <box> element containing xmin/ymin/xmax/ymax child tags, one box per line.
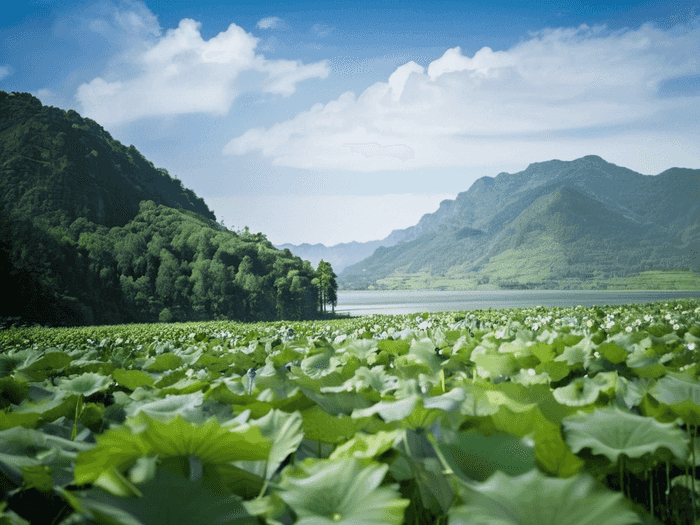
<box><xmin>1</xmin><ymin>298</ymin><xmax>700</xmax><ymax>524</ymax></box>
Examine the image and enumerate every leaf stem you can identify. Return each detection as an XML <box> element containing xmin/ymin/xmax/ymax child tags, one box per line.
<box><xmin>692</xmin><ymin>425</ymin><xmax>697</xmax><ymax>525</ymax></box>
<box><xmin>619</xmin><ymin>456</ymin><xmax>624</xmax><ymax>496</ymax></box>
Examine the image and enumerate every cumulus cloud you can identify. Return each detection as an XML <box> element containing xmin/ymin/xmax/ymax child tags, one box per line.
<box><xmin>0</xmin><ymin>65</ymin><xmax>11</xmax><ymax>81</ymax></box>
<box><xmin>257</xmin><ymin>17</ymin><xmax>283</xmax><ymax>30</ymax></box>
<box><xmin>76</xmin><ymin>6</ymin><xmax>329</xmax><ymax>126</ymax></box>
<box><xmin>224</xmin><ymin>20</ymin><xmax>700</xmax><ymax>172</ymax></box>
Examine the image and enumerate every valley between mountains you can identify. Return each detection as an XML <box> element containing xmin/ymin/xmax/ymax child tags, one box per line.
<box><xmin>280</xmin><ymin>156</ymin><xmax>700</xmax><ymax>291</ymax></box>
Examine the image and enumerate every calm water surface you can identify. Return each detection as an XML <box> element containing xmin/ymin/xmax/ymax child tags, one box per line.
<box><xmin>335</xmin><ymin>290</ymin><xmax>700</xmax><ymax>316</ymax></box>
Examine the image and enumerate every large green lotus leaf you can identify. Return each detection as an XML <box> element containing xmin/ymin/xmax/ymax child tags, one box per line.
<box><xmin>301</xmin><ymin>349</ymin><xmax>340</xmax><ymax>379</ymax></box>
<box><xmin>56</xmin><ymin>372</ymin><xmax>113</xmax><ymax>397</ymax></box>
<box><xmin>649</xmin><ymin>373</ymin><xmax>700</xmax><ymax>406</ymax></box>
<box><xmin>535</xmin><ymin>360</ymin><xmax>570</xmax><ymax>382</ymax></box>
<box><xmin>423</xmin><ymin>387</ymin><xmax>468</xmax><ymax>412</ymax></box>
<box><xmin>407</xmin><ymin>338</ymin><xmax>443</xmax><ymax>375</ymax></box>
<box><xmin>352</xmin><ymin>396</ymin><xmax>419</xmax><ymax>422</ymax></box>
<box><xmin>614</xmin><ymin>376</ymin><xmax>655</xmax><ymax>410</ymax></box>
<box><xmin>448</xmin><ymin>384</ymin><xmax>499</xmax><ymax>417</ymax></box>
<box><xmin>297</xmin><ymin>387</ymin><xmax>374</xmax><ymax>417</ymax></box>
<box><xmin>350</xmin><ymin>394</ymin><xmax>440</xmax><ymax>430</ymax></box>
<box><xmin>510</xmin><ymin>367</ymin><xmax>550</xmax><ymax>386</ymax></box>
<box><xmin>472</xmin><ymin>353</ymin><xmax>519</xmax><ymax>378</ymax></box>
<box><xmin>430</xmin><ymin>428</ymin><xmax>535</xmax><ymax>482</ymax></box>
<box><xmin>247</xmin><ymin>362</ymin><xmax>301</xmax><ymax>400</ymax></box>
<box><xmin>301</xmin><ymin>405</ymin><xmax>374</xmax><ymax>443</ymax></box>
<box><xmin>321</xmin><ymin>366</ymin><xmax>398</xmax><ymax>396</ymax></box>
<box><xmin>143</xmin><ymin>353</ymin><xmax>183</xmax><ymax>372</ymax></box>
<box><xmin>488</xmin><ymin>405</ymin><xmax>584</xmax><ymax>477</ymax></box>
<box><xmin>562</xmin><ymin>406</ymin><xmax>689</xmax><ymax>464</ymax></box>
<box><xmin>0</xmin><ymin>411</ymin><xmax>43</xmax><ymax>430</ymax></box>
<box><xmin>554</xmin><ymin>336</ymin><xmax>595</xmax><ymax>367</ymax></box>
<box><xmin>11</xmin><ymin>391</ymin><xmax>78</xmax><ymax>424</ymax></box>
<box><xmin>235</xmin><ymin>409</ymin><xmax>304</xmax><ymax>480</ymax></box>
<box><xmin>449</xmin><ymin>469</ymin><xmax>640</xmax><ymax>525</ymax></box>
<box><xmin>124</xmin><ymin>392</ymin><xmax>204</xmax><ymax>422</ymax></box>
<box><xmin>277</xmin><ymin>458</ymin><xmax>409</xmax><ymax>525</ymax></box>
<box><xmin>376</xmin><ymin>339</ymin><xmax>411</xmax><ymax>356</ymax></box>
<box><xmin>338</xmin><ymin>339</ymin><xmax>380</xmax><ymax>364</ymax></box>
<box><xmin>65</xmin><ymin>359</ymin><xmax>116</xmax><ymax>377</ymax></box>
<box><xmin>330</xmin><ymin>430</ymin><xmax>402</xmax><ymax>461</ymax></box>
<box><xmin>496</xmin><ymin>383</ymin><xmax>578</xmax><ymax>425</ymax></box>
<box><xmin>484</xmin><ymin>391</ymin><xmax>535</xmax><ymax>413</ymax></box>
<box><xmin>529</xmin><ymin>342</ymin><xmax>556</xmax><ymax>364</ymax></box>
<box><xmin>112</xmin><ymin>369</ymin><xmax>155</xmax><ymax>391</ymax></box>
<box><xmin>14</xmin><ymin>351</ymin><xmax>74</xmax><ymax>381</ymax></box>
<box><xmin>553</xmin><ymin>377</ymin><xmax>602</xmax><ymax>407</ymax></box>
<box><xmin>0</xmin><ymin>426</ymin><xmax>92</xmax><ymax>488</ymax></box>
<box><xmin>626</xmin><ymin>346</ymin><xmax>666</xmax><ymax>378</ymax></box>
<box><xmin>0</xmin><ymin>377</ymin><xmax>29</xmax><ymax>407</ymax></box>
<box><xmin>159</xmin><ymin>377</ymin><xmax>209</xmax><ymax>396</ymax></box>
<box><xmin>74</xmin><ymin>413</ymin><xmax>271</xmax><ymax>485</ymax></box>
<box><xmin>597</xmin><ymin>342</ymin><xmax>628</xmax><ymax>364</ymax></box>
<box><xmin>392</xmin><ymin>354</ymin><xmax>435</xmax><ymax>379</ymax></box>
<box><xmin>668</xmin><ymin>398</ymin><xmax>700</xmax><ymax>427</ymax></box>
<box><xmin>61</xmin><ymin>466</ymin><xmax>255</xmax><ymax>525</ymax></box>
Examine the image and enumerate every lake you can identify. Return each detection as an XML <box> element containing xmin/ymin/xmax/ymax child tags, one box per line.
<box><xmin>335</xmin><ymin>290</ymin><xmax>700</xmax><ymax>316</ymax></box>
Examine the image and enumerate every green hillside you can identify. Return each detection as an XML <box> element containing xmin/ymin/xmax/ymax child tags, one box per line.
<box><xmin>0</xmin><ymin>92</ymin><xmax>336</xmax><ymax>326</ymax></box>
<box><xmin>340</xmin><ymin>156</ymin><xmax>700</xmax><ymax>290</ymax></box>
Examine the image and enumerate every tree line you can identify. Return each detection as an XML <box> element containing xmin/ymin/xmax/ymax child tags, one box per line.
<box><xmin>1</xmin><ymin>201</ymin><xmax>338</xmax><ymax>326</ymax></box>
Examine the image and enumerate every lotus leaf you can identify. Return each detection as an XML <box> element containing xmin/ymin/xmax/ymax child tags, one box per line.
<box><xmin>449</xmin><ymin>469</ymin><xmax>640</xmax><ymax>525</ymax></box>
<box><xmin>277</xmin><ymin>458</ymin><xmax>409</xmax><ymax>525</ymax></box>
<box><xmin>329</xmin><ymin>430</ymin><xmax>402</xmax><ymax>461</ymax></box>
<box><xmin>112</xmin><ymin>369</ymin><xmax>155</xmax><ymax>391</ymax></box>
<box><xmin>73</xmin><ymin>413</ymin><xmax>271</xmax><ymax>485</ymax></box>
<box><xmin>562</xmin><ymin>405</ymin><xmax>689</xmax><ymax>464</ymax></box>
<box><xmin>63</xmin><ymin>466</ymin><xmax>255</xmax><ymax>525</ymax></box>
<box><xmin>56</xmin><ymin>372</ymin><xmax>113</xmax><ymax>397</ymax></box>
<box><xmin>124</xmin><ymin>392</ymin><xmax>205</xmax><ymax>423</ymax></box>
<box><xmin>235</xmin><ymin>409</ymin><xmax>304</xmax><ymax>480</ymax></box>
<box><xmin>553</xmin><ymin>377</ymin><xmax>602</xmax><ymax>406</ymax></box>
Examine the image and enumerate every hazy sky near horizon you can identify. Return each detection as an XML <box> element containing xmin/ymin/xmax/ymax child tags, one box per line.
<box><xmin>2</xmin><ymin>0</ymin><xmax>700</xmax><ymax>245</ymax></box>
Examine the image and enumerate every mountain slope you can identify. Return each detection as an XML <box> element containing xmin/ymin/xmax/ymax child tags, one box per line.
<box><xmin>0</xmin><ymin>91</ymin><xmax>214</xmax><ymax>227</ymax></box>
<box><xmin>339</xmin><ymin>156</ymin><xmax>700</xmax><ymax>290</ymax></box>
<box><xmin>1</xmin><ymin>91</ymin><xmax>328</xmax><ymax>326</ymax></box>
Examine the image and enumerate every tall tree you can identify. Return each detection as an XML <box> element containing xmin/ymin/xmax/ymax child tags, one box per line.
<box><xmin>315</xmin><ymin>260</ymin><xmax>338</xmax><ymax>313</ymax></box>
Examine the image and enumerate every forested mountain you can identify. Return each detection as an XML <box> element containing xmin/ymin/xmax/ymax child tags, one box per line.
<box><xmin>340</xmin><ymin>155</ymin><xmax>700</xmax><ymax>289</ymax></box>
<box><xmin>0</xmin><ymin>91</ymin><xmax>335</xmax><ymax>326</ymax></box>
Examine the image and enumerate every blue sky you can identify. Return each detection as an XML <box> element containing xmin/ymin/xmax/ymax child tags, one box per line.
<box><xmin>2</xmin><ymin>0</ymin><xmax>699</xmax><ymax>245</ymax></box>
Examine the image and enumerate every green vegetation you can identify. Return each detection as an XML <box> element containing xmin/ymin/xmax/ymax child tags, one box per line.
<box><xmin>340</xmin><ymin>157</ymin><xmax>700</xmax><ymax>290</ymax></box>
<box><xmin>0</xmin><ymin>91</ymin><xmax>337</xmax><ymax>326</ymax></box>
<box><xmin>374</xmin><ymin>270</ymin><xmax>700</xmax><ymax>291</ymax></box>
<box><xmin>0</xmin><ymin>298</ymin><xmax>699</xmax><ymax>524</ymax></box>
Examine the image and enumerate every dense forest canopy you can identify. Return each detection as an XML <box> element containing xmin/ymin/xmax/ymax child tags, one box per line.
<box><xmin>0</xmin><ymin>91</ymin><xmax>336</xmax><ymax>326</ymax></box>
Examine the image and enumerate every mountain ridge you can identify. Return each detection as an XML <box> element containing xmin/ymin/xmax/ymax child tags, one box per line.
<box><xmin>1</xmin><ymin>91</ymin><xmax>332</xmax><ymax>325</ymax></box>
<box><xmin>329</xmin><ymin>155</ymin><xmax>699</xmax><ymax>289</ymax></box>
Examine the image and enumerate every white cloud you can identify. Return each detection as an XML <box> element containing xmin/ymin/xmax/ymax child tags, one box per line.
<box><xmin>0</xmin><ymin>65</ymin><xmax>11</xmax><ymax>81</ymax></box>
<box><xmin>206</xmin><ymin>193</ymin><xmax>455</xmax><ymax>245</ymax></box>
<box><xmin>257</xmin><ymin>17</ymin><xmax>283</xmax><ymax>30</ymax></box>
<box><xmin>224</xmin><ymin>20</ymin><xmax>700</xmax><ymax>172</ymax></box>
<box><xmin>76</xmin><ymin>10</ymin><xmax>329</xmax><ymax>126</ymax></box>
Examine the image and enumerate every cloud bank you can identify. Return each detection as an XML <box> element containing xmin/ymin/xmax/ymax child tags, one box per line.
<box><xmin>76</xmin><ymin>7</ymin><xmax>329</xmax><ymax>126</ymax></box>
<box><xmin>224</xmin><ymin>21</ymin><xmax>700</xmax><ymax>172</ymax></box>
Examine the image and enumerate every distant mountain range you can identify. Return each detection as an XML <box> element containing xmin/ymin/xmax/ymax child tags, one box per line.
<box><xmin>282</xmin><ymin>156</ymin><xmax>699</xmax><ymax>289</ymax></box>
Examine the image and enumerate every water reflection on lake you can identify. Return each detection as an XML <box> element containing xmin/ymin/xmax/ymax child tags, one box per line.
<box><xmin>335</xmin><ymin>290</ymin><xmax>700</xmax><ymax>316</ymax></box>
